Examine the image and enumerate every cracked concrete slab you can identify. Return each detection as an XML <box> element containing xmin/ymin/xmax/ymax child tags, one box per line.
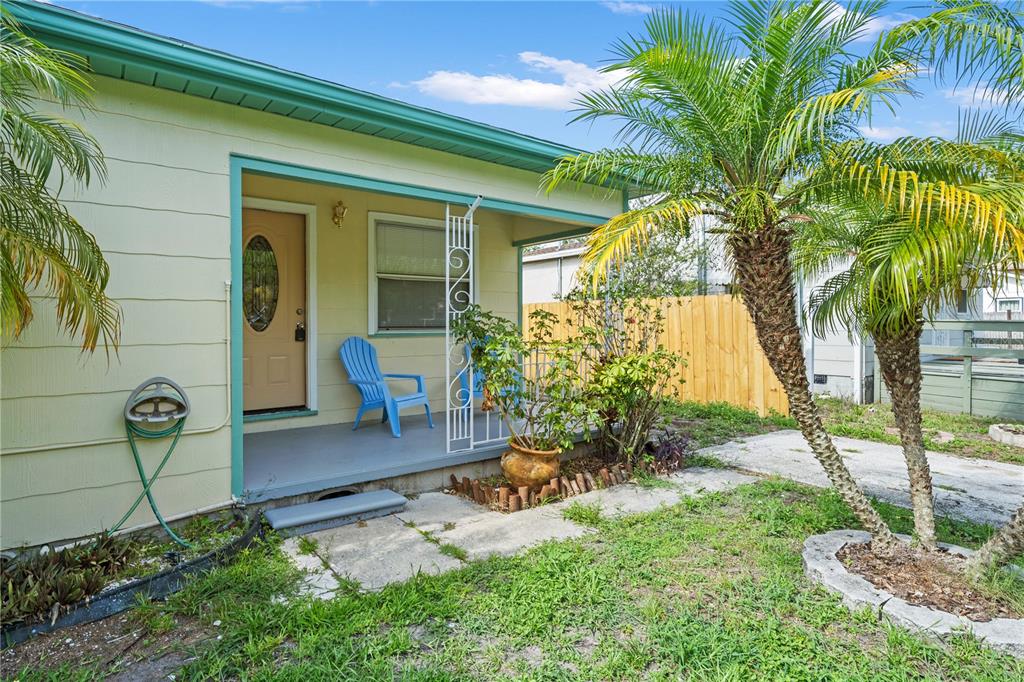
<box><xmin>281</xmin><ymin>466</ymin><xmax>772</xmax><ymax>594</ymax></box>
<box><xmin>436</xmin><ymin>505</ymin><xmax>593</xmax><ymax>561</ymax></box>
<box><xmin>704</xmin><ymin>431</ymin><xmax>1024</xmax><ymax>526</ymax></box>
<box><xmin>552</xmin><ymin>483</ymin><xmax>683</xmax><ymax>517</ymax></box>
<box><xmin>287</xmin><ymin>516</ymin><xmax>463</xmax><ymax>591</ymax></box>
<box><xmin>668</xmin><ymin>467</ymin><xmax>761</xmax><ymax>494</ymax></box>
<box><xmin>395</xmin><ymin>492</ymin><xmax>491</xmax><ymax>533</ymax></box>
<box><xmin>548</xmin><ymin>468</ymin><xmax>759</xmax><ymax>518</ymax></box>
<box><xmin>281</xmin><ymin>537</ymin><xmax>339</xmax><ymax>599</ymax></box>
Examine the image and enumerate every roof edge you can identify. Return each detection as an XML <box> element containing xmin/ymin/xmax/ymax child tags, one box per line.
<box><xmin>9</xmin><ymin>0</ymin><xmax>597</xmax><ymax>175</ymax></box>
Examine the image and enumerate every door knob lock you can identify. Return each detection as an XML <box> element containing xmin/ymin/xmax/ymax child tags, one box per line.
<box><xmin>295</xmin><ymin>321</ymin><xmax>306</xmax><ymax>342</ymax></box>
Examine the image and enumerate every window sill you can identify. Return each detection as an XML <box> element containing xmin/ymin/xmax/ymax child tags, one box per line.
<box><xmin>243</xmin><ymin>408</ymin><xmax>318</xmax><ymax>423</ymax></box>
<box><xmin>369</xmin><ymin>331</ymin><xmax>445</xmax><ymax>338</ymax></box>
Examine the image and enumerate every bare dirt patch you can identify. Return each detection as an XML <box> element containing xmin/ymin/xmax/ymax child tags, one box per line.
<box><xmin>837</xmin><ymin>543</ymin><xmax>1020</xmax><ymax>622</ymax></box>
<box><xmin>1</xmin><ymin>611</ymin><xmax>215</xmax><ymax>679</ymax></box>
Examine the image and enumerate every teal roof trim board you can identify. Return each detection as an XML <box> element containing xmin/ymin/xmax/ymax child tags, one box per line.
<box><xmin>10</xmin><ymin>0</ymin><xmax>594</xmax><ymax>176</ymax></box>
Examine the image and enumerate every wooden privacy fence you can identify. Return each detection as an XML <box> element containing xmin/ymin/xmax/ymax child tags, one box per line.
<box><xmin>523</xmin><ymin>294</ymin><xmax>789</xmax><ymax>416</ymax></box>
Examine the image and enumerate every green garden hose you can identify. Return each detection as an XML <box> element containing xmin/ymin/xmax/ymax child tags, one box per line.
<box><xmin>112</xmin><ymin>377</ymin><xmax>193</xmax><ymax>548</ymax></box>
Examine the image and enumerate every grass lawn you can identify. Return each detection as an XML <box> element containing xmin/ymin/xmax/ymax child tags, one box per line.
<box><xmin>14</xmin><ymin>480</ymin><xmax>1022</xmax><ymax>681</ymax></box>
<box><xmin>817</xmin><ymin>397</ymin><xmax>1024</xmax><ymax>466</ymax></box>
<box><xmin>661</xmin><ymin>400</ymin><xmax>796</xmax><ymax>449</ymax></box>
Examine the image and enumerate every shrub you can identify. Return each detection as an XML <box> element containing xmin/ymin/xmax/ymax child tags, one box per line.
<box><xmin>451</xmin><ymin>305</ymin><xmax>597</xmax><ymax>451</ymax></box>
<box><xmin>561</xmin><ymin>283</ymin><xmax>683</xmax><ymax>463</ymax></box>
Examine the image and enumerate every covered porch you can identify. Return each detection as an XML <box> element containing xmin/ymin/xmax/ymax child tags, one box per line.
<box><xmin>236</xmin><ymin>160</ymin><xmax>611</xmax><ymax>502</ymax></box>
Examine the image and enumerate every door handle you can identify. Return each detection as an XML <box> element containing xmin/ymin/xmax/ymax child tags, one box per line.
<box><xmin>295</xmin><ymin>322</ymin><xmax>306</xmax><ymax>342</ymax></box>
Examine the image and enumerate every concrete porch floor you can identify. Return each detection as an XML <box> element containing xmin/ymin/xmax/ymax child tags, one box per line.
<box><xmin>243</xmin><ymin>411</ymin><xmax>508</xmax><ymax>503</ymax></box>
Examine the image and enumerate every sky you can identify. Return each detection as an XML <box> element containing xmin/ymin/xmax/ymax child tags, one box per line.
<box><xmin>51</xmin><ymin>0</ymin><xmax>986</xmax><ymax>151</ymax></box>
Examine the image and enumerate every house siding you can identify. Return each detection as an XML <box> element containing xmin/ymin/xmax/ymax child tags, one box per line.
<box><xmin>0</xmin><ymin>76</ymin><xmax>617</xmax><ymax>549</ymax></box>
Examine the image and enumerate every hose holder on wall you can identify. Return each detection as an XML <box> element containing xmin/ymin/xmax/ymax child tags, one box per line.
<box><xmin>111</xmin><ymin>377</ymin><xmax>193</xmax><ymax>547</ymax></box>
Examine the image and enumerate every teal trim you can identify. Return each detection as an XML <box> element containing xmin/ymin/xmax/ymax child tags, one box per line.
<box><xmin>229</xmin><ymin>158</ymin><xmax>244</xmax><ymax>498</ymax></box>
<box><xmin>511</xmin><ymin>225</ymin><xmax>596</xmax><ymax>247</ymax></box>
<box><xmin>517</xmin><ymin>246</ymin><xmax>524</xmax><ymax>330</ymax></box>
<box><xmin>10</xmin><ymin>0</ymin><xmax>627</xmax><ymax>179</ymax></box>
<box><xmin>243</xmin><ymin>409</ymin><xmax>318</xmax><ymax>423</ymax></box>
<box><xmin>237</xmin><ymin>155</ymin><xmax>611</xmax><ymax>225</ymax></box>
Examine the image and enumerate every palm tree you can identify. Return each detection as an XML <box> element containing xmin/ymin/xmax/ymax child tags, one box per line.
<box><xmin>0</xmin><ymin>9</ymin><xmax>120</xmax><ymax>352</ymax></box>
<box><xmin>794</xmin><ymin>120</ymin><xmax>1024</xmax><ymax>551</ymax></box>
<box><xmin>544</xmin><ymin>0</ymin><xmax>1023</xmax><ymax>551</ymax></box>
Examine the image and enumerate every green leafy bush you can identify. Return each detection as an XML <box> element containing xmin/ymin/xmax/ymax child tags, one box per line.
<box><xmin>561</xmin><ymin>284</ymin><xmax>683</xmax><ymax>462</ymax></box>
<box><xmin>452</xmin><ymin>305</ymin><xmax>596</xmax><ymax>451</ymax></box>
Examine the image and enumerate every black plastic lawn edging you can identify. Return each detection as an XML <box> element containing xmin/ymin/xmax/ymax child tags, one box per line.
<box><xmin>1</xmin><ymin>520</ymin><xmax>265</xmax><ymax>649</ymax></box>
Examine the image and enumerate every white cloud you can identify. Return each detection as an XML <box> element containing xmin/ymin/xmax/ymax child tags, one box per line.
<box><xmin>942</xmin><ymin>85</ymin><xmax>1010</xmax><ymax>108</ymax></box>
<box><xmin>920</xmin><ymin>120</ymin><xmax>955</xmax><ymax>138</ymax></box>
<box><xmin>825</xmin><ymin>2</ymin><xmax>912</xmax><ymax>43</ymax></box>
<box><xmin>602</xmin><ymin>1</ymin><xmax>655</xmax><ymax>14</ymax></box>
<box><xmin>858</xmin><ymin>124</ymin><xmax>911</xmax><ymax>142</ymax></box>
<box><xmin>409</xmin><ymin>52</ymin><xmax>619</xmax><ymax>110</ymax></box>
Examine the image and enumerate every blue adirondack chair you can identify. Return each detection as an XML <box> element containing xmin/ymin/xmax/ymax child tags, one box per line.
<box><xmin>459</xmin><ymin>344</ymin><xmax>485</xmax><ymax>400</ymax></box>
<box><xmin>339</xmin><ymin>337</ymin><xmax>433</xmax><ymax>438</ymax></box>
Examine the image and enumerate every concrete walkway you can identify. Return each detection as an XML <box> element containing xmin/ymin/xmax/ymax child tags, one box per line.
<box><xmin>282</xmin><ymin>431</ymin><xmax>1023</xmax><ymax>595</ymax></box>
<box><xmin>283</xmin><ymin>468</ymin><xmax>757</xmax><ymax>595</ymax></box>
<box><xmin>704</xmin><ymin>430</ymin><xmax>1024</xmax><ymax>527</ymax></box>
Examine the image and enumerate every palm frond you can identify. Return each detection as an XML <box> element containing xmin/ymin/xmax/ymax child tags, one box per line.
<box><xmin>580</xmin><ymin>198</ymin><xmax>706</xmax><ymax>288</ymax></box>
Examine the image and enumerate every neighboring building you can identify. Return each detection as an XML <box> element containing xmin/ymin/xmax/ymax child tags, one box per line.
<box><xmin>983</xmin><ymin>275</ymin><xmax>1024</xmax><ymax>319</ymax></box>
<box><xmin>521</xmin><ymin>244</ymin><xmax>586</xmax><ymax>303</ymax></box>
<box><xmin>521</xmin><ymin>217</ymin><xmax>731</xmax><ymax>303</ymax></box>
<box><xmin>1</xmin><ymin>2</ymin><xmax>623</xmax><ymax>549</ymax></box>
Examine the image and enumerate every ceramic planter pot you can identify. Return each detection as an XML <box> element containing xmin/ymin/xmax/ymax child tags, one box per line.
<box><xmin>501</xmin><ymin>440</ymin><xmax>561</xmax><ymax>489</ymax></box>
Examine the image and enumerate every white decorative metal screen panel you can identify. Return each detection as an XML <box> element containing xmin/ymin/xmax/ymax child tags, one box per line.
<box><xmin>445</xmin><ymin>198</ymin><xmax>509</xmax><ymax>452</ymax></box>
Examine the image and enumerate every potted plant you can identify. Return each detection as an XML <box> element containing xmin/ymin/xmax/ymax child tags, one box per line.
<box><xmin>451</xmin><ymin>305</ymin><xmax>595</xmax><ymax>488</ymax></box>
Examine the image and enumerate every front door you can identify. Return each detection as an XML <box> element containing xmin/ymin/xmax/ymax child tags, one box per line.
<box><xmin>242</xmin><ymin>208</ymin><xmax>307</xmax><ymax>413</ymax></box>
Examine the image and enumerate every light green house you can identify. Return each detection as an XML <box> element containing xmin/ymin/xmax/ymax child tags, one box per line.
<box><xmin>1</xmin><ymin>2</ymin><xmax>623</xmax><ymax>549</ymax></box>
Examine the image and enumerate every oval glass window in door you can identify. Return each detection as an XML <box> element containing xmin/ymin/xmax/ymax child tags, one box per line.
<box><xmin>243</xmin><ymin>235</ymin><xmax>279</xmax><ymax>332</ymax></box>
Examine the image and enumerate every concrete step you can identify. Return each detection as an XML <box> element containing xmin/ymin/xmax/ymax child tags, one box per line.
<box><xmin>264</xmin><ymin>489</ymin><xmax>407</xmax><ymax>536</ymax></box>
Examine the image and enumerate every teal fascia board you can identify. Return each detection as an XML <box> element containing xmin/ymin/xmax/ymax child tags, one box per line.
<box><xmin>9</xmin><ymin>1</ymin><xmax>594</xmax><ymax>176</ymax></box>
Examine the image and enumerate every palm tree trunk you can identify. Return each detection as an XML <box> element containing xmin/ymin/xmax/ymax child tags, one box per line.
<box><xmin>873</xmin><ymin>322</ymin><xmax>938</xmax><ymax>550</ymax></box>
<box><xmin>729</xmin><ymin>227</ymin><xmax>899</xmax><ymax>551</ymax></box>
<box><xmin>965</xmin><ymin>504</ymin><xmax>1024</xmax><ymax>577</ymax></box>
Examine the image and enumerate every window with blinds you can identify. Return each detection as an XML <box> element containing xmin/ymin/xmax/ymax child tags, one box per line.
<box><xmin>370</xmin><ymin>214</ymin><xmax>469</xmax><ymax>332</ymax></box>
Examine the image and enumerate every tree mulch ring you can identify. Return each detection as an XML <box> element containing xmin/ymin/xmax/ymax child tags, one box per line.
<box><xmin>837</xmin><ymin>543</ymin><xmax>1020</xmax><ymax>622</ymax></box>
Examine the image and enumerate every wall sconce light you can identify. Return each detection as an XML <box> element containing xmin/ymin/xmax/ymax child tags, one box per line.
<box><xmin>332</xmin><ymin>201</ymin><xmax>348</xmax><ymax>228</ymax></box>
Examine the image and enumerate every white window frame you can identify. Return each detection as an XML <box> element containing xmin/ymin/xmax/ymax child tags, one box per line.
<box><xmin>368</xmin><ymin>211</ymin><xmax>476</xmax><ymax>335</ymax></box>
<box><xmin>996</xmin><ymin>297</ymin><xmax>1023</xmax><ymax>312</ymax></box>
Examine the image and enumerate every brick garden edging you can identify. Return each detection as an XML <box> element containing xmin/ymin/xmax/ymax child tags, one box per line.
<box><xmin>803</xmin><ymin>530</ymin><xmax>1024</xmax><ymax>658</ymax></box>
<box><xmin>448</xmin><ymin>461</ymin><xmax>642</xmax><ymax>512</ymax></box>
